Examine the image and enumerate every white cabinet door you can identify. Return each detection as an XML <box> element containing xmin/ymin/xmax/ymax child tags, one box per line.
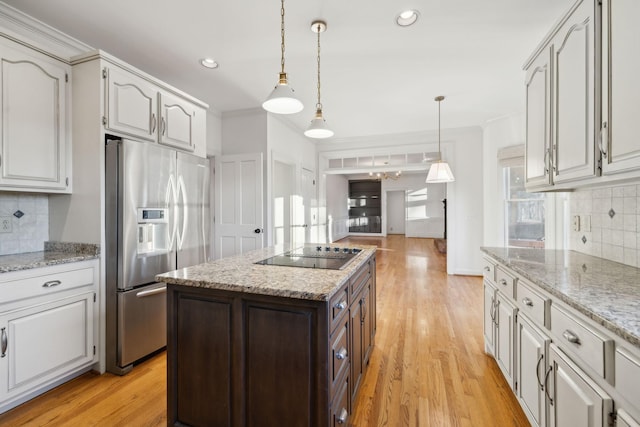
<box><xmin>483</xmin><ymin>281</ymin><xmax>496</xmax><ymax>356</ymax></box>
<box><xmin>105</xmin><ymin>66</ymin><xmax>158</xmax><ymax>142</ymax></box>
<box><xmin>496</xmin><ymin>292</ymin><xmax>517</xmax><ymax>388</ymax></box>
<box><xmin>158</xmin><ymin>92</ymin><xmax>197</xmax><ymax>152</ymax></box>
<box><xmin>517</xmin><ymin>313</ymin><xmax>550</xmax><ymax>427</ymax></box>
<box><xmin>549</xmin><ymin>344</ymin><xmax>612</xmax><ymax>427</ymax></box>
<box><xmin>0</xmin><ymin>40</ymin><xmax>70</xmax><ymax>192</ymax></box>
<box><xmin>525</xmin><ymin>46</ymin><xmax>553</xmax><ymax>190</ymax></box>
<box><xmin>552</xmin><ymin>0</ymin><xmax>598</xmax><ymax>185</ymax></box>
<box><xmin>601</xmin><ymin>0</ymin><xmax>640</xmax><ymax>175</ymax></box>
<box><xmin>617</xmin><ymin>409</ymin><xmax>640</xmax><ymax>427</ymax></box>
<box><xmin>0</xmin><ymin>292</ymin><xmax>95</xmax><ymax>403</ymax></box>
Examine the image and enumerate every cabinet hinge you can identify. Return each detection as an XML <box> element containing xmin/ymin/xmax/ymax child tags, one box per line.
<box><xmin>102</xmin><ymin>68</ymin><xmax>107</xmax><ymax>79</ymax></box>
<box><xmin>65</xmin><ymin>177</ymin><xmax>69</xmax><ymax>187</ymax></box>
<box><xmin>102</xmin><ymin>116</ymin><xmax>107</xmax><ymax>126</ymax></box>
<box><xmin>93</xmin><ymin>293</ymin><xmax>96</xmax><ymax>303</ymax></box>
<box><xmin>65</xmin><ymin>73</ymin><xmax>68</xmax><ymax>83</ymax></box>
<box><xmin>93</xmin><ymin>345</ymin><xmax>96</xmax><ymax>355</ymax></box>
<box><xmin>514</xmin><ymin>381</ymin><xmax>518</xmax><ymax>393</ymax></box>
<box><xmin>313</xmin><ymin>179</ymin><xmax>316</xmax><ymax>185</ymax></box>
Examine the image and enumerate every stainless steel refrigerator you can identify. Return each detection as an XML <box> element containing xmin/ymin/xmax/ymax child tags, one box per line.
<box><xmin>105</xmin><ymin>138</ymin><xmax>210</xmax><ymax>375</ymax></box>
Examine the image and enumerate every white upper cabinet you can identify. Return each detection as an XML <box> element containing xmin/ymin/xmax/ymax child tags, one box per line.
<box><xmin>0</xmin><ymin>37</ymin><xmax>71</xmax><ymax>193</ymax></box>
<box><xmin>105</xmin><ymin>66</ymin><xmax>158</xmax><ymax>142</ymax></box>
<box><xmin>601</xmin><ymin>0</ymin><xmax>640</xmax><ymax>175</ymax></box>
<box><xmin>524</xmin><ymin>0</ymin><xmax>599</xmax><ymax>191</ymax></box>
<box><xmin>103</xmin><ymin>61</ymin><xmax>206</xmax><ymax>156</ymax></box>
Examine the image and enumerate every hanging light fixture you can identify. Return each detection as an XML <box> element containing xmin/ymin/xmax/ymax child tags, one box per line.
<box><xmin>262</xmin><ymin>0</ymin><xmax>304</xmax><ymax>114</ymax></box>
<box><xmin>304</xmin><ymin>20</ymin><xmax>334</xmax><ymax>138</ymax></box>
<box><xmin>426</xmin><ymin>96</ymin><xmax>455</xmax><ymax>183</ymax></box>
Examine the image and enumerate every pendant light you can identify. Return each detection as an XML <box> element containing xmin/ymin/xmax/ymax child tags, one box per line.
<box><xmin>262</xmin><ymin>0</ymin><xmax>304</xmax><ymax>114</ymax></box>
<box><xmin>426</xmin><ymin>96</ymin><xmax>455</xmax><ymax>183</ymax></box>
<box><xmin>304</xmin><ymin>20</ymin><xmax>334</xmax><ymax>138</ymax></box>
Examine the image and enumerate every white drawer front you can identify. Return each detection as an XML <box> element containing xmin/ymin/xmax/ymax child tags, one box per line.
<box><xmin>0</xmin><ymin>266</ymin><xmax>95</xmax><ymax>304</ymax></box>
<box><xmin>483</xmin><ymin>258</ymin><xmax>496</xmax><ymax>285</ymax></box>
<box><xmin>517</xmin><ymin>279</ymin><xmax>549</xmax><ymax>327</ymax></box>
<box><xmin>496</xmin><ymin>266</ymin><xmax>516</xmax><ymax>300</ymax></box>
<box><xmin>550</xmin><ymin>304</ymin><xmax>614</xmax><ymax>380</ymax></box>
<box><xmin>616</xmin><ymin>347</ymin><xmax>640</xmax><ymax>403</ymax></box>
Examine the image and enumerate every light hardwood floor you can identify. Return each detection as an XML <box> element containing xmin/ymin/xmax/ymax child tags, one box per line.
<box><xmin>0</xmin><ymin>235</ymin><xmax>529</xmax><ymax>426</ymax></box>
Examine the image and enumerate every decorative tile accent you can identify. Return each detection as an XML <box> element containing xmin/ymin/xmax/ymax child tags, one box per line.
<box><xmin>582</xmin><ymin>235</ymin><xmax>587</xmax><ymax>244</ymax></box>
<box><xmin>13</xmin><ymin>210</ymin><xmax>24</xmax><ymax>218</ymax></box>
<box><xmin>609</xmin><ymin>208</ymin><xmax>616</xmax><ymax>218</ymax></box>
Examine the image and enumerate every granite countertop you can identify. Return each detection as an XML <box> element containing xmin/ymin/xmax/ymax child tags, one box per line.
<box><xmin>0</xmin><ymin>242</ymin><xmax>100</xmax><ymax>274</ymax></box>
<box><xmin>156</xmin><ymin>244</ymin><xmax>377</xmax><ymax>302</ymax></box>
<box><xmin>481</xmin><ymin>247</ymin><xmax>640</xmax><ymax>348</ymax></box>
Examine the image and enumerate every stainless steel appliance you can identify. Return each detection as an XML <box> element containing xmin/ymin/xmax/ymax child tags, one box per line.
<box><xmin>256</xmin><ymin>246</ymin><xmax>362</xmax><ymax>269</ymax></box>
<box><xmin>105</xmin><ymin>138</ymin><xmax>210</xmax><ymax>375</ymax></box>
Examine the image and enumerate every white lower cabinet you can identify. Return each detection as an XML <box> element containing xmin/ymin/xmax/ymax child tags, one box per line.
<box><xmin>548</xmin><ymin>344</ymin><xmax>613</xmax><ymax>427</ymax></box>
<box><xmin>0</xmin><ymin>260</ymin><xmax>98</xmax><ymax>413</ymax></box>
<box><xmin>495</xmin><ymin>291</ymin><xmax>516</xmax><ymax>388</ymax></box>
<box><xmin>483</xmin><ymin>280</ymin><xmax>496</xmax><ymax>356</ymax></box>
<box><xmin>516</xmin><ymin>313</ymin><xmax>550</xmax><ymax>427</ymax></box>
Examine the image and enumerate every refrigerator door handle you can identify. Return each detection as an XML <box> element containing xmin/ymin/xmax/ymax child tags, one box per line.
<box><xmin>166</xmin><ymin>175</ymin><xmax>178</xmax><ymax>251</ymax></box>
<box><xmin>177</xmin><ymin>175</ymin><xmax>188</xmax><ymax>251</ymax></box>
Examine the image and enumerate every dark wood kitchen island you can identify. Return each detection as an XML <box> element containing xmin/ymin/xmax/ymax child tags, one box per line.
<box><xmin>156</xmin><ymin>244</ymin><xmax>376</xmax><ymax>427</ymax></box>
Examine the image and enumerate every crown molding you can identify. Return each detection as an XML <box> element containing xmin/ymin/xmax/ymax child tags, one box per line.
<box><xmin>0</xmin><ymin>2</ymin><xmax>91</xmax><ymax>62</ymax></box>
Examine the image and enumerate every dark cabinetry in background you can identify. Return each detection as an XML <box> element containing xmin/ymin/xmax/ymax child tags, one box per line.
<box><xmin>349</xmin><ymin>180</ymin><xmax>381</xmax><ymax>233</ymax></box>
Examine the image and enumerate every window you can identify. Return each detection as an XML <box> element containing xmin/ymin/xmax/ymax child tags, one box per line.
<box><xmin>502</xmin><ymin>162</ymin><xmax>545</xmax><ymax>248</ymax></box>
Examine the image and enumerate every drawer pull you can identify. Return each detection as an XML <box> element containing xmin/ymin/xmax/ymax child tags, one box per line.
<box><xmin>499</xmin><ymin>279</ymin><xmax>508</xmax><ymax>286</ymax></box>
<box><xmin>42</xmin><ymin>280</ymin><xmax>62</xmax><ymax>288</ymax></box>
<box><xmin>335</xmin><ymin>347</ymin><xmax>347</xmax><ymax>360</ymax></box>
<box><xmin>337</xmin><ymin>408</ymin><xmax>348</xmax><ymax>424</ymax></box>
<box><xmin>562</xmin><ymin>330</ymin><xmax>581</xmax><ymax>345</ymax></box>
<box><xmin>136</xmin><ymin>286</ymin><xmax>167</xmax><ymax>298</ymax></box>
<box><xmin>334</xmin><ymin>300</ymin><xmax>347</xmax><ymax>310</ymax></box>
<box><xmin>522</xmin><ymin>297</ymin><xmax>534</xmax><ymax>307</ymax></box>
<box><xmin>1</xmin><ymin>327</ymin><xmax>6</xmax><ymax>358</ymax></box>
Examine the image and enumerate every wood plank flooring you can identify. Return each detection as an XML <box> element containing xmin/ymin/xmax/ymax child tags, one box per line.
<box><xmin>0</xmin><ymin>235</ymin><xmax>529</xmax><ymax>426</ymax></box>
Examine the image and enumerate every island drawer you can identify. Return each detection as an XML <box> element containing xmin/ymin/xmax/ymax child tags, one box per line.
<box><xmin>482</xmin><ymin>257</ymin><xmax>496</xmax><ymax>285</ymax></box>
<box><xmin>350</xmin><ymin>260</ymin><xmax>371</xmax><ymax>298</ymax></box>
<box><xmin>331</xmin><ymin>372</ymin><xmax>350</xmax><ymax>427</ymax></box>
<box><xmin>550</xmin><ymin>304</ymin><xmax>614</xmax><ymax>380</ymax></box>
<box><xmin>517</xmin><ymin>278</ymin><xmax>549</xmax><ymax>327</ymax></box>
<box><xmin>495</xmin><ymin>266</ymin><xmax>516</xmax><ymax>300</ymax></box>
<box><xmin>329</xmin><ymin>284</ymin><xmax>349</xmax><ymax>332</ymax></box>
<box><xmin>330</xmin><ymin>314</ymin><xmax>350</xmax><ymax>398</ymax></box>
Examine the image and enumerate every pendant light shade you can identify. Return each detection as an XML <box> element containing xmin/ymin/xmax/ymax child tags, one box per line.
<box><xmin>426</xmin><ymin>96</ymin><xmax>455</xmax><ymax>183</ymax></box>
<box><xmin>305</xmin><ymin>20</ymin><xmax>333</xmax><ymax>139</ymax></box>
<box><xmin>262</xmin><ymin>0</ymin><xmax>303</xmax><ymax>115</ymax></box>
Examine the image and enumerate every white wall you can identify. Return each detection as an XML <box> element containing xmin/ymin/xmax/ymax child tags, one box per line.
<box><xmin>325</xmin><ymin>174</ymin><xmax>349</xmax><ymax>242</ymax></box>
<box><xmin>386</xmin><ymin>191</ymin><xmax>405</xmax><ymax>234</ymax></box>
<box><xmin>206</xmin><ymin>109</ymin><xmax>222</xmax><ymax>157</ymax></box>
<box><xmin>221</xmin><ymin>109</ymin><xmax>268</xmax><ymax>155</ymax></box>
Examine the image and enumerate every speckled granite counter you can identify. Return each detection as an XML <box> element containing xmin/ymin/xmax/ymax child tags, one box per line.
<box><xmin>156</xmin><ymin>244</ymin><xmax>376</xmax><ymax>301</ymax></box>
<box><xmin>481</xmin><ymin>247</ymin><xmax>640</xmax><ymax>348</ymax></box>
<box><xmin>0</xmin><ymin>242</ymin><xmax>100</xmax><ymax>273</ymax></box>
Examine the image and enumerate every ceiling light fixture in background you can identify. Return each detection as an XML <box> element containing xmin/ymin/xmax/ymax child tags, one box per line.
<box><xmin>426</xmin><ymin>96</ymin><xmax>455</xmax><ymax>183</ymax></box>
<box><xmin>369</xmin><ymin>171</ymin><xmax>402</xmax><ymax>180</ymax></box>
<box><xmin>262</xmin><ymin>0</ymin><xmax>304</xmax><ymax>114</ymax></box>
<box><xmin>304</xmin><ymin>20</ymin><xmax>333</xmax><ymax>139</ymax></box>
<box><xmin>200</xmin><ymin>58</ymin><xmax>219</xmax><ymax>69</ymax></box>
<box><xmin>396</xmin><ymin>9</ymin><xmax>419</xmax><ymax>27</ymax></box>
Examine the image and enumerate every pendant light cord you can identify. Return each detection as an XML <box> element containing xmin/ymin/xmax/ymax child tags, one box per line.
<box><xmin>316</xmin><ymin>22</ymin><xmax>322</xmax><ymax>110</ymax></box>
<box><xmin>280</xmin><ymin>0</ymin><xmax>285</xmax><ymax>74</ymax></box>
<box><xmin>435</xmin><ymin>95</ymin><xmax>445</xmax><ymax>160</ymax></box>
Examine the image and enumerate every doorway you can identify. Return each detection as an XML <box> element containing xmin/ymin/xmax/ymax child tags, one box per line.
<box><xmin>386</xmin><ymin>190</ymin><xmax>406</xmax><ymax>235</ymax></box>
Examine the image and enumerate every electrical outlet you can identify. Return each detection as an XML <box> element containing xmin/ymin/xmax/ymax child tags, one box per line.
<box><xmin>0</xmin><ymin>216</ymin><xmax>11</xmax><ymax>233</ymax></box>
<box><xmin>572</xmin><ymin>215</ymin><xmax>581</xmax><ymax>232</ymax></box>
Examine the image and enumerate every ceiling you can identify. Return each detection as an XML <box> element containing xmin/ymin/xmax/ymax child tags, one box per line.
<box><xmin>3</xmin><ymin>0</ymin><xmax>573</xmax><ymax>141</ymax></box>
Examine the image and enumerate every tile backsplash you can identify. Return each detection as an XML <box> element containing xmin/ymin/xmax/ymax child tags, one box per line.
<box><xmin>570</xmin><ymin>184</ymin><xmax>640</xmax><ymax>267</ymax></box>
<box><xmin>0</xmin><ymin>193</ymin><xmax>49</xmax><ymax>255</ymax></box>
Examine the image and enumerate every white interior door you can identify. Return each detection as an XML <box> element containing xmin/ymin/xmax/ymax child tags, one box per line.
<box><xmin>215</xmin><ymin>153</ymin><xmax>264</xmax><ymax>259</ymax></box>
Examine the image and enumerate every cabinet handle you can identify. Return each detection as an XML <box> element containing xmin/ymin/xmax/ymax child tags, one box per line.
<box><xmin>1</xmin><ymin>327</ymin><xmax>6</xmax><ymax>358</ymax></box>
<box><xmin>337</xmin><ymin>408</ymin><xmax>348</xmax><ymax>424</ymax></box>
<box><xmin>136</xmin><ymin>286</ymin><xmax>167</xmax><ymax>298</ymax></box>
<box><xmin>335</xmin><ymin>347</ymin><xmax>347</xmax><ymax>360</ymax></box>
<box><xmin>161</xmin><ymin>117</ymin><xmax>166</xmax><ymax>136</ymax></box>
<box><xmin>42</xmin><ymin>280</ymin><xmax>62</xmax><ymax>288</ymax></box>
<box><xmin>489</xmin><ymin>298</ymin><xmax>496</xmax><ymax>322</ymax></box>
<box><xmin>334</xmin><ymin>300</ymin><xmax>347</xmax><ymax>310</ymax></box>
<box><xmin>499</xmin><ymin>279</ymin><xmax>508</xmax><ymax>287</ymax></box>
<box><xmin>544</xmin><ymin>366</ymin><xmax>553</xmax><ymax>405</ymax></box>
<box><xmin>562</xmin><ymin>330</ymin><xmax>580</xmax><ymax>345</ymax></box>
<box><xmin>599</xmin><ymin>121</ymin><xmax>608</xmax><ymax>159</ymax></box>
<box><xmin>535</xmin><ymin>354</ymin><xmax>544</xmax><ymax>389</ymax></box>
<box><xmin>522</xmin><ymin>297</ymin><xmax>533</xmax><ymax>307</ymax></box>
<box><xmin>151</xmin><ymin>113</ymin><xmax>157</xmax><ymax>133</ymax></box>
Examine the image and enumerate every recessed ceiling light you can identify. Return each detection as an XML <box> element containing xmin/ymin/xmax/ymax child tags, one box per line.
<box><xmin>200</xmin><ymin>58</ymin><xmax>219</xmax><ymax>69</ymax></box>
<box><xmin>396</xmin><ymin>9</ymin><xmax>419</xmax><ymax>27</ymax></box>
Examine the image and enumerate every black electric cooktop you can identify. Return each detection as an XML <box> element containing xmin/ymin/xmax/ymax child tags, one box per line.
<box><xmin>256</xmin><ymin>246</ymin><xmax>362</xmax><ymax>270</ymax></box>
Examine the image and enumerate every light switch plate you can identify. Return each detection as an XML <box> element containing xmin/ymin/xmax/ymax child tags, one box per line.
<box><xmin>0</xmin><ymin>216</ymin><xmax>11</xmax><ymax>233</ymax></box>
